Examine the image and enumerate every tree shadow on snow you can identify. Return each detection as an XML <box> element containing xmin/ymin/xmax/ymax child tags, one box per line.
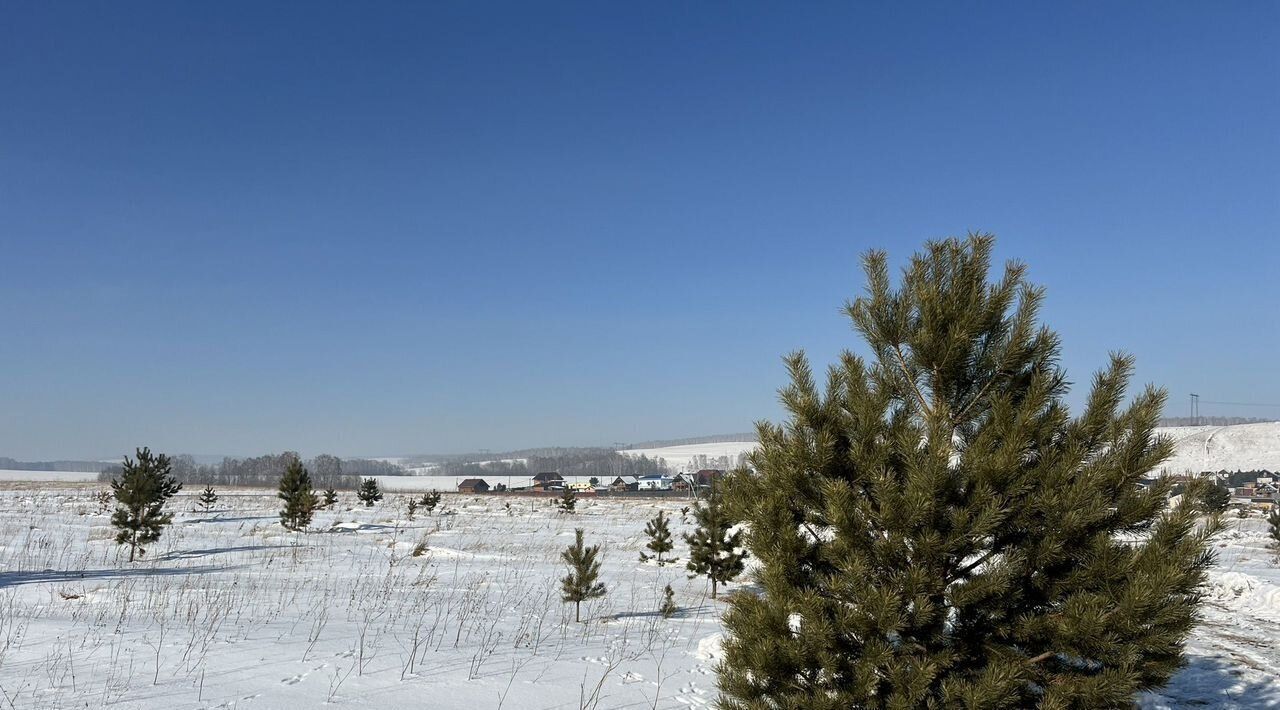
<box><xmin>1140</xmin><ymin>653</ymin><xmax>1280</xmax><ymax>708</ymax></box>
<box><xmin>156</xmin><ymin>544</ymin><xmax>293</xmax><ymax>561</ymax></box>
<box><xmin>608</xmin><ymin>604</ymin><xmax>716</xmax><ymax>621</ymax></box>
<box><xmin>185</xmin><ymin>514</ymin><xmax>277</xmax><ymax>524</ymax></box>
<box><xmin>0</xmin><ymin>564</ymin><xmax>239</xmax><ymax>589</ymax></box>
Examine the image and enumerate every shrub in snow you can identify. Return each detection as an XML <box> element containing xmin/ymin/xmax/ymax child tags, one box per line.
<box><xmin>660</xmin><ymin>584</ymin><xmax>678</xmax><ymax>619</ymax></box>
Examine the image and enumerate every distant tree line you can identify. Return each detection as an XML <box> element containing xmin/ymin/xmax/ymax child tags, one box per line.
<box><xmin>433</xmin><ymin>449</ymin><xmax>669</xmax><ymax>479</ymax></box>
<box><xmin>0</xmin><ymin>457</ymin><xmax>116</xmax><ymax>472</ymax></box>
<box><xmin>96</xmin><ymin>452</ymin><xmax>402</xmax><ymax>489</ymax></box>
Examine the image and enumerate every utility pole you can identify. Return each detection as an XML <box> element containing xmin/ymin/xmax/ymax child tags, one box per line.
<box><xmin>1190</xmin><ymin>393</ymin><xmax>1199</xmax><ymax>425</ymax></box>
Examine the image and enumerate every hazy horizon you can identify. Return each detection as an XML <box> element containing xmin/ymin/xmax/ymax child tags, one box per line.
<box><xmin>3</xmin><ymin>3</ymin><xmax>1278</xmax><ymax>460</ymax></box>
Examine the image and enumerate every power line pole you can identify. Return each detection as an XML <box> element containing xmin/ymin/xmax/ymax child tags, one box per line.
<box><xmin>1190</xmin><ymin>393</ymin><xmax>1199</xmax><ymax>425</ymax></box>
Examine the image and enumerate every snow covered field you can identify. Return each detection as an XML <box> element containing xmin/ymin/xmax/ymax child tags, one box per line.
<box><xmin>0</xmin><ymin>482</ymin><xmax>1277</xmax><ymax>709</ymax></box>
<box><xmin>0</xmin><ymin>486</ymin><xmax>725</xmax><ymax>709</ymax></box>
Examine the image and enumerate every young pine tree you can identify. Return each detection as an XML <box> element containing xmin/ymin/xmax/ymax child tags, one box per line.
<box><xmin>684</xmin><ymin>484</ymin><xmax>745</xmax><ymax>599</ymax></box>
<box><xmin>560</xmin><ymin>528</ymin><xmax>606</xmax><ymax>622</ymax></box>
<box><xmin>197</xmin><ymin>484</ymin><xmax>218</xmax><ymax>512</ymax></box>
<box><xmin>322</xmin><ymin>488</ymin><xmax>338</xmax><ymax>509</ymax></box>
<box><xmin>419</xmin><ymin>490</ymin><xmax>442</xmax><ymax>513</ymax></box>
<box><xmin>558</xmin><ymin>487</ymin><xmax>577</xmax><ymax>514</ymax></box>
<box><xmin>357</xmin><ymin>478</ymin><xmax>383</xmax><ymax>507</ymax></box>
<box><xmin>719</xmin><ymin>235</ymin><xmax>1221</xmax><ymax>709</ymax></box>
<box><xmin>110</xmin><ymin>447</ymin><xmax>182</xmax><ymax>562</ymax></box>
<box><xmin>643</xmin><ymin>510</ymin><xmax>675</xmax><ymax>564</ymax></box>
<box><xmin>277</xmin><ymin>459</ymin><xmax>318</xmax><ymax>532</ymax></box>
<box><xmin>1268</xmin><ymin>507</ymin><xmax>1280</xmax><ymax>549</ymax></box>
<box><xmin>660</xmin><ymin>584</ymin><xmax>678</xmax><ymax>619</ymax></box>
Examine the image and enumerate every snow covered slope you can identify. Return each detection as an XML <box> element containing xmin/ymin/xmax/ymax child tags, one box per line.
<box><xmin>1153</xmin><ymin>422</ymin><xmax>1280</xmax><ymax>475</ymax></box>
<box><xmin>619</xmin><ymin>422</ymin><xmax>1280</xmax><ymax>476</ymax></box>
<box><xmin>618</xmin><ymin>441</ymin><xmax>757</xmax><ymax>473</ymax></box>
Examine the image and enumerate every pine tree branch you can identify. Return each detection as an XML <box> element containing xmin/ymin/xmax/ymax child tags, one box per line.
<box><xmin>1027</xmin><ymin>651</ymin><xmax>1055</xmax><ymax>664</ymax></box>
<box><xmin>891</xmin><ymin>344</ymin><xmax>933</xmax><ymax>418</ymax></box>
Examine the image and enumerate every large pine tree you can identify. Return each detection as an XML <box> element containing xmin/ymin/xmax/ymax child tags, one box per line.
<box><xmin>278</xmin><ymin>458</ymin><xmax>318</xmax><ymax>531</ymax></box>
<box><xmin>685</xmin><ymin>484</ymin><xmax>745</xmax><ymax>600</ymax></box>
<box><xmin>719</xmin><ymin>235</ymin><xmax>1220</xmax><ymax>708</ymax></box>
<box><xmin>111</xmin><ymin>447</ymin><xmax>182</xmax><ymax>562</ymax></box>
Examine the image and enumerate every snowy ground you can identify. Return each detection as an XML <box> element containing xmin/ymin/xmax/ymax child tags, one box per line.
<box><xmin>0</xmin><ymin>483</ymin><xmax>1277</xmax><ymax>709</ymax></box>
<box><xmin>0</xmin><ymin>486</ymin><xmax>724</xmax><ymax>709</ymax></box>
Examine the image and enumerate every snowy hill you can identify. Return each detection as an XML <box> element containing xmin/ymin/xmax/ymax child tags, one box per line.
<box><xmin>618</xmin><ymin>441</ymin><xmax>757</xmax><ymax>473</ymax></box>
<box><xmin>620</xmin><ymin>422</ymin><xmax>1280</xmax><ymax>476</ymax></box>
<box><xmin>1153</xmin><ymin>422</ymin><xmax>1280</xmax><ymax>475</ymax></box>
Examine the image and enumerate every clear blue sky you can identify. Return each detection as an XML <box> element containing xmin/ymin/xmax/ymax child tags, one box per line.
<box><xmin>2</xmin><ymin>2</ymin><xmax>1277</xmax><ymax>460</ymax></box>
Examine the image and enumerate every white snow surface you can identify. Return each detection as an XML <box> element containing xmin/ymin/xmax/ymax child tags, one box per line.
<box><xmin>1</xmin><ymin>483</ymin><xmax>1277</xmax><ymax>708</ymax></box>
<box><xmin>0</xmin><ymin>487</ymin><xmax>725</xmax><ymax>709</ymax></box>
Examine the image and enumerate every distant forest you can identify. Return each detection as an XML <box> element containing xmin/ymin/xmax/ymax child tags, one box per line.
<box><xmin>96</xmin><ymin>452</ymin><xmax>403</xmax><ymax>489</ymax></box>
<box><xmin>431</xmin><ymin>448</ymin><xmax>670</xmax><ymax>480</ymax></box>
<box><xmin>0</xmin><ymin>457</ymin><xmax>113</xmax><ymax>472</ymax></box>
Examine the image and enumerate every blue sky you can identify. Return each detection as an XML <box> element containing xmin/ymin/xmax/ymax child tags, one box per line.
<box><xmin>2</xmin><ymin>2</ymin><xmax>1277</xmax><ymax>460</ymax></box>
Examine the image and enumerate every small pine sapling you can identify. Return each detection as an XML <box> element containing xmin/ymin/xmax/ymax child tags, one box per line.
<box><xmin>110</xmin><ymin>447</ymin><xmax>182</xmax><ymax>562</ymax></box>
<box><xmin>197</xmin><ymin>484</ymin><xmax>218</xmax><ymax>512</ymax></box>
<box><xmin>558</xmin><ymin>487</ymin><xmax>577</xmax><ymax>514</ymax></box>
<box><xmin>322</xmin><ymin>488</ymin><xmax>338</xmax><ymax>509</ymax></box>
<box><xmin>560</xmin><ymin>528</ymin><xmax>606</xmax><ymax>622</ymax></box>
<box><xmin>684</xmin><ymin>485</ymin><xmax>744</xmax><ymax>599</ymax></box>
<box><xmin>659</xmin><ymin>584</ymin><xmax>678</xmax><ymax>619</ymax></box>
<box><xmin>406</xmin><ymin>497</ymin><xmax>419</xmax><ymax>520</ymax></box>
<box><xmin>643</xmin><ymin>510</ymin><xmax>675</xmax><ymax>565</ymax></box>
<box><xmin>277</xmin><ymin>458</ymin><xmax>318</xmax><ymax>532</ymax></box>
<box><xmin>419</xmin><ymin>490</ymin><xmax>441</xmax><ymax>513</ymax></box>
<box><xmin>357</xmin><ymin>478</ymin><xmax>383</xmax><ymax>507</ymax></box>
<box><xmin>1268</xmin><ymin>507</ymin><xmax>1280</xmax><ymax>550</ymax></box>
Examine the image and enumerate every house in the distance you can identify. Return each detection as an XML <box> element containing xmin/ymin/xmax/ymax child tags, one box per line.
<box><xmin>458</xmin><ymin>478</ymin><xmax>490</xmax><ymax>494</ymax></box>
<box><xmin>532</xmin><ymin>472</ymin><xmax>564</xmax><ymax>490</ymax></box>
<box><xmin>637</xmin><ymin>475</ymin><xmax>674</xmax><ymax>491</ymax></box>
<box><xmin>610</xmin><ymin>476</ymin><xmax>638</xmax><ymax>491</ymax></box>
<box><xmin>692</xmin><ymin>469</ymin><xmax>727</xmax><ymax>490</ymax></box>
